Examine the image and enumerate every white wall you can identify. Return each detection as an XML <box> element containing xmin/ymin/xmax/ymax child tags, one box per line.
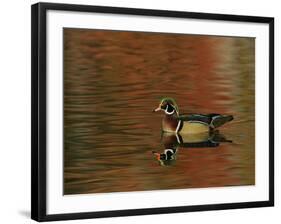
<box><xmin>0</xmin><ymin>0</ymin><xmax>279</xmax><ymax>223</ymax></box>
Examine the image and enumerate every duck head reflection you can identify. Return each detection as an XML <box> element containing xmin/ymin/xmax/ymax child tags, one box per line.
<box><xmin>152</xmin><ymin>131</ymin><xmax>232</xmax><ymax>166</ymax></box>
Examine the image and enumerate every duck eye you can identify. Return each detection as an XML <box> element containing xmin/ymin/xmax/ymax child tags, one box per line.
<box><xmin>166</xmin><ymin>104</ymin><xmax>174</xmax><ymax>113</ymax></box>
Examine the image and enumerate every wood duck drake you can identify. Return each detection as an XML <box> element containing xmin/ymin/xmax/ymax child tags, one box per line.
<box><xmin>153</xmin><ymin>97</ymin><xmax>233</xmax><ymax>134</ymax></box>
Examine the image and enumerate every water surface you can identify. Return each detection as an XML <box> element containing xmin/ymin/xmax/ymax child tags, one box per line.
<box><xmin>63</xmin><ymin>29</ymin><xmax>255</xmax><ymax>195</ymax></box>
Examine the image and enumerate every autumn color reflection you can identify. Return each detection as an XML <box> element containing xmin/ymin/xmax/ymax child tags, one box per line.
<box><xmin>64</xmin><ymin>29</ymin><xmax>255</xmax><ymax>195</ymax></box>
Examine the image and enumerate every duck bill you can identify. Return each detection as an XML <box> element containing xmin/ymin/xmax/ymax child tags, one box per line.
<box><xmin>153</xmin><ymin>107</ymin><xmax>161</xmax><ymax>112</ymax></box>
<box><xmin>152</xmin><ymin>152</ymin><xmax>161</xmax><ymax>160</ymax></box>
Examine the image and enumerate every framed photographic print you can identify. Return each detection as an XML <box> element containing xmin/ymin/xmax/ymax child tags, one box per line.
<box><xmin>31</xmin><ymin>2</ymin><xmax>274</xmax><ymax>222</ymax></box>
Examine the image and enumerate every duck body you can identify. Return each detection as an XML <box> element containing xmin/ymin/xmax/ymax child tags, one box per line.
<box><xmin>154</xmin><ymin>97</ymin><xmax>233</xmax><ymax>134</ymax></box>
<box><xmin>162</xmin><ymin>113</ymin><xmax>233</xmax><ymax>134</ymax></box>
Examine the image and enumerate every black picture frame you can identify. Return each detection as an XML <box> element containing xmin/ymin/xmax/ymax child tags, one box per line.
<box><xmin>31</xmin><ymin>2</ymin><xmax>274</xmax><ymax>222</ymax></box>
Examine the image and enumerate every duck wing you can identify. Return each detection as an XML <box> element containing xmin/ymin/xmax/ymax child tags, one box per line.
<box><xmin>178</xmin><ymin>114</ymin><xmax>213</xmax><ymax>124</ymax></box>
<box><xmin>178</xmin><ymin>113</ymin><xmax>233</xmax><ymax>128</ymax></box>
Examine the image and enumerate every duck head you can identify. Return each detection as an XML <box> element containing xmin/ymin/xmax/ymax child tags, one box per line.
<box><xmin>153</xmin><ymin>97</ymin><xmax>179</xmax><ymax>115</ymax></box>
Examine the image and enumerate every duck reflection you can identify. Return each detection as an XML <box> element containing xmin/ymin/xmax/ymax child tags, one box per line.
<box><xmin>152</xmin><ymin>131</ymin><xmax>232</xmax><ymax>166</ymax></box>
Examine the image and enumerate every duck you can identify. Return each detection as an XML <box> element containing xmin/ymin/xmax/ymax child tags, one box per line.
<box><xmin>153</xmin><ymin>97</ymin><xmax>233</xmax><ymax>134</ymax></box>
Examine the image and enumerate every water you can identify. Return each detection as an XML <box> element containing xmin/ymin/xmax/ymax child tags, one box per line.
<box><xmin>63</xmin><ymin>29</ymin><xmax>255</xmax><ymax>195</ymax></box>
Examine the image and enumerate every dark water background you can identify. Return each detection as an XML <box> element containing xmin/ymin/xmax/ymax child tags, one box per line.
<box><xmin>63</xmin><ymin>29</ymin><xmax>255</xmax><ymax>195</ymax></box>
